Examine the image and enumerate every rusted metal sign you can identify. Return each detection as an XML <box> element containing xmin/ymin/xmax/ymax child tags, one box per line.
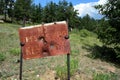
<box><xmin>19</xmin><ymin>21</ymin><xmax>70</xmax><ymax>59</ymax></box>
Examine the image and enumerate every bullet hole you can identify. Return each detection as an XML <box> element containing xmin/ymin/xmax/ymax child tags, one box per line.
<box><xmin>50</xmin><ymin>43</ymin><xmax>54</xmax><ymax>49</ymax></box>
<box><xmin>42</xmin><ymin>49</ymin><xmax>49</xmax><ymax>56</ymax></box>
<box><xmin>38</xmin><ymin>36</ymin><xmax>47</xmax><ymax>44</ymax></box>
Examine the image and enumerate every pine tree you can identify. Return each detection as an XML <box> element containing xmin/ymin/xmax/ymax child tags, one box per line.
<box><xmin>0</xmin><ymin>0</ymin><xmax>4</xmax><ymax>15</ymax></box>
<box><xmin>79</xmin><ymin>14</ymin><xmax>97</xmax><ymax>31</ymax></box>
<box><xmin>43</xmin><ymin>1</ymin><xmax>57</xmax><ymax>23</ymax></box>
<box><xmin>31</xmin><ymin>3</ymin><xmax>43</xmax><ymax>23</ymax></box>
<box><xmin>14</xmin><ymin>0</ymin><xmax>33</xmax><ymax>21</ymax></box>
<box><xmin>95</xmin><ymin>0</ymin><xmax>120</xmax><ymax>58</ymax></box>
<box><xmin>95</xmin><ymin>0</ymin><xmax>120</xmax><ymax>45</ymax></box>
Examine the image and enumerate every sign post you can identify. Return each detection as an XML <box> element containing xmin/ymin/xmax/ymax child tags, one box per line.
<box><xmin>19</xmin><ymin>21</ymin><xmax>70</xmax><ymax>80</ymax></box>
<box><xmin>19</xmin><ymin>42</ymin><xmax>24</xmax><ymax>80</ymax></box>
<box><xmin>19</xmin><ymin>15</ymin><xmax>26</xmax><ymax>80</ymax></box>
<box><xmin>67</xmin><ymin>54</ymin><xmax>70</xmax><ymax>80</ymax></box>
<box><xmin>65</xmin><ymin>35</ymin><xmax>70</xmax><ymax>80</ymax></box>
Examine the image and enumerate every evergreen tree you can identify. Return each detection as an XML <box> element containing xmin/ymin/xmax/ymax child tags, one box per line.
<box><xmin>0</xmin><ymin>0</ymin><xmax>15</xmax><ymax>21</ymax></box>
<box><xmin>95</xmin><ymin>0</ymin><xmax>120</xmax><ymax>45</ymax></box>
<box><xmin>95</xmin><ymin>0</ymin><xmax>120</xmax><ymax>58</ymax></box>
<box><xmin>31</xmin><ymin>3</ymin><xmax>43</xmax><ymax>23</ymax></box>
<box><xmin>42</xmin><ymin>0</ymin><xmax>80</xmax><ymax>29</ymax></box>
<box><xmin>43</xmin><ymin>1</ymin><xmax>57</xmax><ymax>23</ymax></box>
<box><xmin>56</xmin><ymin>0</ymin><xmax>80</xmax><ymax>29</ymax></box>
<box><xmin>14</xmin><ymin>0</ymin><xmax>33</xmax><ymax>21</ymax></box>
<box><xmin>80</xmin><ymin>14</ymin><xmax>97</xmax><ymax>31</ymax></box>
<box><xmin>7</xmin><ymin>0</ymin><xmax>15</xmax><ymax>22</ymax></box>
<box><xmin>0</xmin><ymin>0</ymin><xmax>4</xmax><ymax>15</ymax></box>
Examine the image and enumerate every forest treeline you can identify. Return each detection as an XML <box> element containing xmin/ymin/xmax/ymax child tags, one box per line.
<box><xmin>0</xmin><ymin>0</ymin><xmax>120</xmax><ymax>62</ymax></box>
<box><xmin>0</xmin><ymin>0</ymin><xmax>105</xmax><ymax>31</ymax></box>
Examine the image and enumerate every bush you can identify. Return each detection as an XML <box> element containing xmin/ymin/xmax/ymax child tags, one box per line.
<box><xmin>79</xmin><ymin>29</ymin><xmax>97</xmax><ymax>37</ymax></box>
<box><xmin>0</xmin><ymin>53</ymin><xmax>6</xmax><ymax>62</ymax></box>
<box><xmin>89</xmin><ymin>45</ymin><xmax>120</xmax><ymax>63</ymax></box>
<box><xmin>114</xmin><ymin>46</ymin><xmax>120</xmax><ymax>59</ymax></box>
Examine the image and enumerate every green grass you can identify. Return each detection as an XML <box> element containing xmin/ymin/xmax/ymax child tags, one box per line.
<box><xmin>55</xmin><ymin>57</ymin><xmax>79</xmax><ymax>80</ymax></box>
<box><xmin>9</xmin><ymin>48</ymin><xmax>20</xmax><ymax>56</ymax></box>
<box><xmin>0</xmin><ymin>23</ymin><xmax>20</xmax><ymax>53</ymax></box>
<box><xmin>93</xmin><ymin>72</ymin><xmax>118</xmax><ymax>80</ymax></box>
<box><xmin>0</xmin><ymin>53</ymin><xmax>6</xmax><ymax>62</ymax></box>
<box><xmin>70</xmin><ymin>29</ymin><xmax>102</xmax><ymax>47</ymax></box>
<box><xmin>0</xmin><ymin>23</ymin><xmax>20</xmax><ymax>51</ymax></box>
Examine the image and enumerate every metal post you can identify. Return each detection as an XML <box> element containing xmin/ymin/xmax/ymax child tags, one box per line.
<box><xmin>19</xmin><ymin>43</ymin><xmax>24</xmax><ymax>80</ymax></box>
<box><xmin>66</xmin><ymin>18</ymin><xmax>70</xmax><ymax>80</ymax></box>
<box><xmin>20</xmin><ymin>14</ymin><xmax>25</xmax><ymax>80</ymax></box>
<box><xmin>19</xmin><ymin>45</ymin><xmax>23</xmax><ymax>80</ymax></box>
<box><xmin>67</xmin><ymin>53</ymin><xmax>70</xmax><ymax>80</ymax></box>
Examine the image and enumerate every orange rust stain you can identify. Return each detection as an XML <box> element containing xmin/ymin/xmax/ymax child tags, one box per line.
<box><xmin>19</xmin><ymin>21</ymin><xmax>70</xmax><ymax>59</ymax></box>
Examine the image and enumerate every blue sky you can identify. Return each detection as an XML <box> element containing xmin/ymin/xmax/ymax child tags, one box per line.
<box><xmin>34</xmin><ymin>0</ymin><xmax>98</xmax><ymax>6</ymax></box>
<box><xmin>33</xmin><ymin>0</ymin><xmax>107</xmax><ymax>19</ymax></box>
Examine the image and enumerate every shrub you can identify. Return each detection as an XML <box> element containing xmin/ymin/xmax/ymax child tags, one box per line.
<box><xmin>89</xmin><ymin>45</ymin><xmax>119</xmax><ymax>63</ymax></box>
<box><xmin>79</xmin><ymin>29</ymin><xmax>97</xmax><ymax>37</ymax></box>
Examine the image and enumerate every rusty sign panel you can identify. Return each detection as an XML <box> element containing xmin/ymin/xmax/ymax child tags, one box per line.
<box><xmin>19</xmin><ymin>21</ymin><xmax>70</xmax><ymax>59</ymax></box>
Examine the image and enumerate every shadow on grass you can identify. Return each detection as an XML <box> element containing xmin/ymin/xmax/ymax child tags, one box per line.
<box><xmin>82</xmin><ymin>44</ymin><xmax>120</xmax><ymax>67</ymax></box>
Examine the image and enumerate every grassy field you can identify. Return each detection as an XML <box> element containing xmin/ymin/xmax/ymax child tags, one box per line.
<box><xmin>0</xmin><ymin>23</ymin><xmax>120</xmax><ymax>80</ymax></box>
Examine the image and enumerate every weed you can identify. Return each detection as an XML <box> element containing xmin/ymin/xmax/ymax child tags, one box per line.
<box><xmin>71</xmin><ymin>49</ymin><xmax>80</xmax><ymax>56</ymax></box>
<box><xmin>10</xmin><ymin>48</ymin><xmax>20</xmax><ymax>56</ymax></box>
<box><xmin>55</xmin><ymin>65</ymin><xmax>67</xmax><ymax>80</ymax></box>
<box><xmin>70</xmin><ymin>58</ymin><xmax>79</xmax><ymax>75</ymax></box>
<box><xmin>0</xmin><ymin>53</ymin><xmax>6</xmax><ymax>62</ymax></box>
<box><xmin>93</xmin><ymin>72</ymin><xmax>118</xmax><ymax>80</ymax></box>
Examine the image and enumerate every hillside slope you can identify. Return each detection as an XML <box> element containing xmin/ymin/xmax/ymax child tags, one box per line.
<box><xmin>0</xmin><ymin>23</ymin><xmax>120</xmax><ymax>80</ymax></box>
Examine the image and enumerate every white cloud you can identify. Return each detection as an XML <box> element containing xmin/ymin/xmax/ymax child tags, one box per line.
<box><xmin>98</xmin><ymin>0</ymin><xmax>107</xmax><ymax>4</ymax></box>
<box><xmin>74</xmin><ymin>0</ymin><xmax>107</xmax><ymax>19</ymax></box>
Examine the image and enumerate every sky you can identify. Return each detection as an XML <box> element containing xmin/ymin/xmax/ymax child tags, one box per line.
<box><xmin>34</xmin><ymin>0</ymin><xmax>107</xmax><ymax>19</ymax></box>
